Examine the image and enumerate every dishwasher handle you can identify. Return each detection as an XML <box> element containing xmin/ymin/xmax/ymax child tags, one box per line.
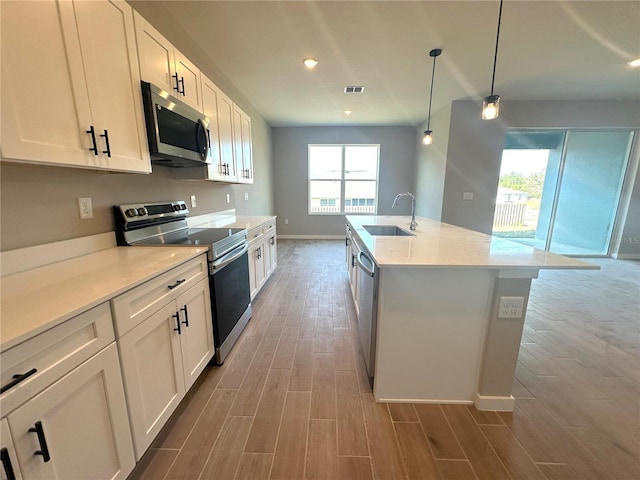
<box><xmin>357</xmin><ymin>251</ymin><xmax>375</xmax><ymax>277</ymax></box>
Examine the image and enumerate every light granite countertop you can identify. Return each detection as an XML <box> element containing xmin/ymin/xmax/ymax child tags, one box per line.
<box><xmin>1</xmin><ymin>246</ymin><xmax>208</xmax><ymax>351</ymax></box>
<box><xmin>346</xmin><ymin>215</ymin><xmax>597</xmax><ymax>270</ymax></box>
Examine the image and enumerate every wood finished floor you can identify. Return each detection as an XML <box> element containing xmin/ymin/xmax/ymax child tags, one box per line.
<box><xmin>128</xmin><ymin>240</ymin><xmax>640</xmax><ymax>480</ymax></box>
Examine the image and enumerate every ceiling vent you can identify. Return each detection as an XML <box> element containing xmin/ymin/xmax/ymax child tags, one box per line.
<box><xmin>344</xmin><ymin>86</ymin><xmax>365</xmax><ymax>93</ymax></box>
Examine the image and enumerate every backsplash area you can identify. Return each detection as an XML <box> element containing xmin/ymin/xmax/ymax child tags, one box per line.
<box><xmin>0</xmin><ymin>162</ymin><xmax>235</xmax><ymax>251</ymax></box>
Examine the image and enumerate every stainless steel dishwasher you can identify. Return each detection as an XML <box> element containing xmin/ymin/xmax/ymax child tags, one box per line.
<box><xmin>356</xmin><ymin>249</ymin><xmax>379</xmax><ymax>380</ymax></box>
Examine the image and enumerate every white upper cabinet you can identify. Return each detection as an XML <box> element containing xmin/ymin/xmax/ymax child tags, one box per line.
<box><xmin>233</xmin><ymin>105</ymin><xmax>254</xmax><ymax>184</ymax></box>
<box><xmin>134</xmin><ymin>12</ymin><xmax>203</xmax><ymax>112</ymax></box>
<box><xmin>201</xmin><ymin>77</ymin><xmax>234</xmax><ymax>182</ymax></box>
<box><xmin>1</xmin><ymin>0</ymin><xmax>151</xmax><ymax>173</ymax></box>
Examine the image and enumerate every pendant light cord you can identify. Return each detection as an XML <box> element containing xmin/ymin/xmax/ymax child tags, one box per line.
<box><xmin>489</xmin><ymin>0</ymin><xmax>503</xmax><ymax>96</ymax></box>
<box><xmin>426</xmin><ymin>52</ymin><xmax>438</xmax><ymax>130</ymax></box>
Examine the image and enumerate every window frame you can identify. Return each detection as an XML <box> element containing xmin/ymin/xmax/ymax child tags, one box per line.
<box><xmin>307</xmin><ymin>144</ymin><xmax>380</xmax><ymax>215</ymax></box>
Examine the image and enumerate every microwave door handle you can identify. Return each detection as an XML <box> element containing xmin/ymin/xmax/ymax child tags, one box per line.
<box><xmin>197</xmin><ymin>119</ymin><xmax>209</xmax><ymax>159</ymax></box>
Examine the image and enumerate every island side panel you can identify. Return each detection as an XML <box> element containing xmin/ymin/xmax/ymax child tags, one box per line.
<box><xmin>475</xmin><ymin>275</ymin><xmax>534</xmax><ymax>411</ymax></box>
<box><xmin>373</xmin><ymin>267</ymin><xmax>495</xmax><ymax>403</ymax></box>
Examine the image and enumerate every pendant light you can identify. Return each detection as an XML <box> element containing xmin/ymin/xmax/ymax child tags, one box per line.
<box><xmin>423</xmin><ymin>48</ymin><xmax>442</xmax><ymax>145</ymax></box>
<box><xmin>482</xmin><ymin>0</ymin><xmax>503</xmax><ymax>120</ymax></box>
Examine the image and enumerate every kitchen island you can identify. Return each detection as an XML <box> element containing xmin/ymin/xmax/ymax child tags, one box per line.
<box><xmin>345</xmin><ymin>215</ymin><xmax>597</xmax><ymax>411</ymax></box>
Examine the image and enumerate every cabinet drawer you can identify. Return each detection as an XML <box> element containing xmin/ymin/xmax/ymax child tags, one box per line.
<box><xmin>111</xmin><ymin>255</ymin><xmax>207</xmax><ymax>337</ymax></box>
<box><xmin>0</xmin><ymin>303</ymin><xmax>114</xmax><ymax>415</ymax></box>
<box><xmin>248</xmin><ymin>219</ymin><xmax>275</xmax><ymax>246</ymax></box>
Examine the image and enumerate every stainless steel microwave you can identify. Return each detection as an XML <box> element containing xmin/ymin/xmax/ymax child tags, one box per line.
<box><xmin>141</xmin><ymin>81</ymin><xmax>210</xmax><ymax>168</ymax></box>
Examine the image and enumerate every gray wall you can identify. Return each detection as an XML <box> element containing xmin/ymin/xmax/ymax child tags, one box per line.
<box><xmin>272</xmin><ymin>126</ymin><xmax>417</xmax><ymax>236</ymax></box>
<box><xmin>415</xmin><ymin>104</ymin><xmax>451</xmax><ymax>221</ymax></box>
<box><xmin>1</xmin><ymin>2</ymin><xmax>274</xmax><ymax>252</ymax></box>
<box><xmin>432</xmin><ymin>100</ymin><xmax>640</xmax><ymax>243</ymax></box>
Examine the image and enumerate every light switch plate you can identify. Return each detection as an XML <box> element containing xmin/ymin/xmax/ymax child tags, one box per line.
<box><xmin>190</xmin><ymin>195</ymin><xmax>197</xmax><ymax>208</ymax></box>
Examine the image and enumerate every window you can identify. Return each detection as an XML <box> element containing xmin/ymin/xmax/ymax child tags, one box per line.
<box><xmin>308</xmin><ymin>144</ymin><xmax>379</xmax><ymax>214</ymax></box>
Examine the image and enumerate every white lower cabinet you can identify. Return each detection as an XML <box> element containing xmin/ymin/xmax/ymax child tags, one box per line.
<box><xmin>248</xmin><ymin>219</ymin><xmax>277</xmax><ymax>299</ymax></box>
<box><xmin>7</xmin><ymin>344</ymin><xmax>134</xmax><ymax>480</ymax></box>
<box><xmin>1</xmin><ymin>418</ymin><xmax>23</xmax><ymax>480</ymax></box>
<box><xmin>117</xmin><ymin>277</ymin><xmax>213</xmax><ymax>460</ymax></box>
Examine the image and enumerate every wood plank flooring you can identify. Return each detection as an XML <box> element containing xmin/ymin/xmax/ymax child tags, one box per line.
<box><xmin>129</xmin><ymin>240</ymin><xmax>640</xmax><ymax>480</ymax></box>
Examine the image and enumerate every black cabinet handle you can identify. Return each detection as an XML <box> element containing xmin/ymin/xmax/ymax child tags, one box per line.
<box><xmin>100</xmin><ymin>130</ymin><xmax>111</xmax><ymax>157</ymax></box>
<box><xmin>28</xmin><ymin>421</ymin><xmax>51</xmax><ymax>462</ymax></box>
<box><xmin>352</xmin><ymin>254</ymin><xmax>356</xmax><ymax>267</ymax></box>
<box><xmin>100</xmin><ymin>129</ymin><xmax>111</xmax><ymax>157</ymax></box>
<box><xmin>180</xmin><ymin>305</ymin><xmax>189</xmax><ymax>327</ymax></box>
<box><xmin>86</xmin><ymin>126</ymin><xmax>98</xmax><ymax>155</ymax></box>
<box><xmin>345</xmin><ymin>237</ymin><xmax>349</xmax><ymax>246</ymax></box>
<box><xmin>167</xmin><ymin>279</ymin><xmax>186</xmax><ymax>290</ymax></box>
<box><xmin>1</xmin><ymin>447</ymin><xmax>16</xmax><ymax>480</ymax></box>
<box><xmin>172</xmin><ymin>73</ymin><xmax>180</xmax><ymax>92</ymax></box>
<box><xmin>178</xmin><ymin>76</ymin><xmax>185</xmax><ymax>95</ymax></box>
<box><xmin>173</xmin><ymin>313</ymin><xmax>181</xmax><ymax>335</ymax></box>
<box><xmin>1</xmin><ymin>368</ymin><xmax>37</xmax><ymax>394</ymax></box>
<box><xmin>271</xmin><ymin>237</ymin><xmax>275</xmax><ymax>246</ymax></box>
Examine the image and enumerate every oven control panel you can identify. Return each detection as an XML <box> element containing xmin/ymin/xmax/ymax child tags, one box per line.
<box><xmin>117</xmin><ymin>201</ymin><xmax>188</xmax><ymax>220</ymax></box>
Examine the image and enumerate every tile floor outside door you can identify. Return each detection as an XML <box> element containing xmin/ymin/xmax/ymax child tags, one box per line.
<box><xmin>129</xmin><ymin>240</ymin><xmax>640</xmax><ymax>480</ymax></box>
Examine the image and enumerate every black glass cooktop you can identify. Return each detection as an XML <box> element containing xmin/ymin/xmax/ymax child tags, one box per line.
<box><xmin>133</xmin><ymin>227</ymin><xmax>245</xmax><ymax>247</ymax></box>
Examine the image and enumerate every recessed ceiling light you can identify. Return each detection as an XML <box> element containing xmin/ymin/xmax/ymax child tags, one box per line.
<box><xmin>343</xmin><ymin>110</ymin><xmax>353</xmax><ymax>116</ymax></box>
<box><xmin>303</xmin><ymin>58</ymin><xmax>318</xmax><ymax>69</ymax></box>
<box><xmin>628</xmin><ymin>57</ymin><xmax>640</xmax><ymax>68</ymax></box>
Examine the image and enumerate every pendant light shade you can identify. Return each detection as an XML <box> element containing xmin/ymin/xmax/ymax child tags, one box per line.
<box><xmin>423</xmin><ymin>48</ymin><xmax>442</xmax><ymax>146</ymax></box>
<box><xmin>482</xmin><ymin>0</ymin><xmax>503</xmax><ymax>120</ymax></box>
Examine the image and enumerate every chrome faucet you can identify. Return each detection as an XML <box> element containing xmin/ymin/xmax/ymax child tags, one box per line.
<box><xmin>392</xmin><ymin>192</ymin><xmax>417</xmax><ymax>230</ymax></box>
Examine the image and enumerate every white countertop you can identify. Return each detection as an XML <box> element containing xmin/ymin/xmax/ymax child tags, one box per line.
<box><xmin>188</xmin><ymin>212</ymin><xmax>276</xmax><ymax>231</ymax></box>
<box><xmin>346</xmin><ymin>215</ymin><xmax>597</xmax><ymax>270</ymax></box>
<box><xmin>1</xmin><ymin>246</ymin><xmax>208</xmax><ymax>351</ymax></box>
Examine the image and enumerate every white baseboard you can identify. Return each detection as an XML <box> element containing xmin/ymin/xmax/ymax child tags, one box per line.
<box><xmin>277</xmin><ymin>235</ymin><xmax>344</xmax><ymax>240</ymax></box>
<box><xmin>375</xmin><ymin>397</ymin><xmax>473</xmax><ymax>405</ymax></box>
<box><xmin>612</xmin><ymin>252</ymin><xmax>640</xmax><ymax>260</ymax></box>
<box><xmin>473</xmin><ymin>393</ymin><xmax>515</xmax><ymax>412</ymax></box>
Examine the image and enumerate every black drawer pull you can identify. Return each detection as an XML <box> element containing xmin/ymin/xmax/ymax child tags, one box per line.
<box><xmin>1</xmin><ymin>447</ymin><xmax>16</xmax><ymax>480</ymax></box>
<box><xmin>180</xmin><ymin>305</ymin><xmax>189</xmax><ymax>327</ymax></box>
<box><xmin>1</xmin><ymin>368</ymin><xmax>37</xmax><ymax>394</ymax></box>
<box><xmin>173</xmin><ymin>313</ymin><xmax>181</xmax><ymax>334</ymax></box>
<box><xmin>167</xmin><ymin>279</ymin><xmax>186</xmax><ymax>290</ymax></box>
<box><xmin>178</xmin><ymin>76</ymin><xmax>186</xmax><ymax>95</ymax></box>
<box><xmin>29</xmin><ymin>421</ymin><xmax>51</xmax><ymax>462</ymax></box>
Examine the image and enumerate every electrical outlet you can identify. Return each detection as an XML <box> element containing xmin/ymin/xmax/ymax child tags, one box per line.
<box><xmin>77</xmin><ymin>197</ymin><xmax>93</xmax><ymax>219</ymax></box>
<box><xmin>226</xmin><ymin>194</ymin><xmax>230</xmax><ymax>204</ymax></box>
<box><xmin>463</xmin><ymin>192</ymin><xmax>474</xmax><ymax>200</ymax></box>
<box><xmin>244</xmin><ymin>192</ymin><xmax>249</xmax><ymax>201</ymax></box>
<box><xmin>498</xmin><ymin>296</ymin><xmax>525</xmax><ymax>318</ymax></box>
<box><xmin>190</xmin><ymin>195</ymin><xmax>197</xmax><ymax>208</ymax></box>
<box><xmin>284</xmin><ymin>219</ymin><xmax>289</xmax><ymax>225</ymax></box>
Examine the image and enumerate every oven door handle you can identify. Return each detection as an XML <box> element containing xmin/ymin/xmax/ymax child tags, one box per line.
<box><xmin>211</xmin><ymin>243</ymin><xmax>248</xmax><ymax>273</ymax></box>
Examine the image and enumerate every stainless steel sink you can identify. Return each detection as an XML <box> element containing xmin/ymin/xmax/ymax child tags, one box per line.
<box><xmin>362</xmin><ymin>225</ymin><xmax>415</xmax><ymax>237</ymax></box>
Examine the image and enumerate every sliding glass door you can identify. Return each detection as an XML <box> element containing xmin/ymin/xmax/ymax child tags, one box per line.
<box><xmin>493</xmin><ymin>129</ymin><xmax>634</xmax><ymax>256</ymax></box>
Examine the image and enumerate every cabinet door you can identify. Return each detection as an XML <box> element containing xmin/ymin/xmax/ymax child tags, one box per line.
<box><xmin>201</xmin><ymin>77</ymin><xmax>227</xmax><ymax>181</ymax></box>
<box><xmin>174</xmin><ymin>51</ymin><xmax>203</xmax><ymax>112</ymax></box>
<box><xmin>73</xmin><ymin>0</ymin><xmax>151</xmax><ymax>173</ymax></box>
<box><xmin>238</xmin><ymin>112</ymin><xmax>254</xmax><ymax>184</ymax></box>
<box><xmin>133</xmin><ymin>11</ymin><xmax>177</xmax><ymax>95</ymax></box>
<box><xmin>118</xmin><ymin>303</ymin><xmax>186</xmax><ymax>460</ymax></box>
<box><xmin>1</xmin><ymin>419</ymin><xmax>23</xmax><ymax>480</ymax></box>
<box><xmin>233</xmin><ymin>105</ymin><xmax>254</xmax><ymax>184</ymax></box>
<box><xmin>267</xmin><ymin>233</ymin><xmax>278</xmax><ymax>276</ymax></box>
<box><xmin>217</xmin><ymin>91</ymin><xmax>238</xmax><ymax>182</ymax></box>
<box><xmin>249</xmin><ymin>240</ymin><xmax>267</xmax><ymax>299</ymax></box>
<box><xmin>8</xmin><ymin>344</ymin><xmax>134</xmax><ymax>480</ymax></box>
<box><xmin>177</xmin><ymin>280</ymin><xmax>214</xmax><ymax>391</ymax></box>
<box><xmin>1</xmin><ymin>0</ymin><xmax>96</xmax><ymax>168</ymax></box>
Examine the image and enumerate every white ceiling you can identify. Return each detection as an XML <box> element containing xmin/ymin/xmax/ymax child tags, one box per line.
<box><xmin>158</xmin><ymin>0</ymin><xmax>638</xmax><ymax>127</ymax></box>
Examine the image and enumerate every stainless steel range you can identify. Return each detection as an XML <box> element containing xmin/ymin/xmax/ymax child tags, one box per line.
<box><xmin>114</xmin><ymin>200</ymin><xmax>251</xmax><ymax>365</ymax></box>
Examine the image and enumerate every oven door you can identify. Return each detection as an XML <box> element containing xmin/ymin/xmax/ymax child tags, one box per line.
<box><xmin>209</xmin><ymin>245</ymin><xmax>251</xmax><ymax>357</ymax></box>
